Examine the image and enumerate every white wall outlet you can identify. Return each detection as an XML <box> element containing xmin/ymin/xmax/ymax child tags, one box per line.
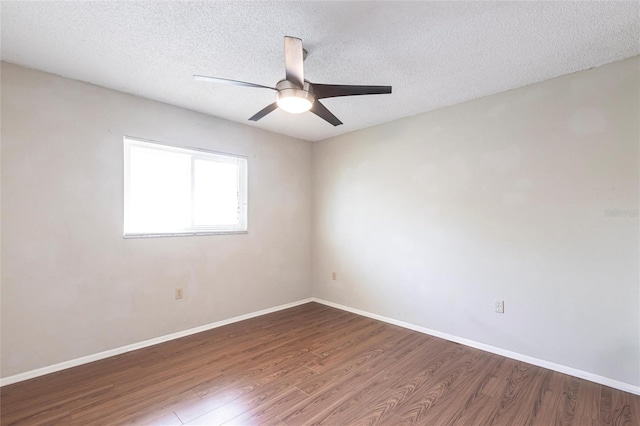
<box><xmin>332</xmin><ymin>272</ymin><xmax>337</xmax><ymax>280</ymax></box>
<box><xmin>495</xmin><ymin>300</ymin><xmax>504</xmax><ymax>314</ymax></box>
<box><xmin>175</xmin><ymin>288</ymin><xmax>184</xmax><ymax>300</ymax></box>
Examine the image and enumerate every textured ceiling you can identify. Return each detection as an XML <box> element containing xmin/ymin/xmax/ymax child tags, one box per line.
<box><xmin>1</xmin><ymin>1</ymin><xmax>639</xmax><ymax>142</ymax></box>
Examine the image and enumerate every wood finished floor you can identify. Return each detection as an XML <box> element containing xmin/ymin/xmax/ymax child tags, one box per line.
<box><xmin>1</xmin><ymin>303</ymin><xmax>638</xmax><ymax>425</ymax></box>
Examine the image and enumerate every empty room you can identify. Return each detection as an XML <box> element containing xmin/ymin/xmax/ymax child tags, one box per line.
<box><xmin>1</xmin><ymin>1</ymin><xmax>639</xmax><ymax>425</ymax></box>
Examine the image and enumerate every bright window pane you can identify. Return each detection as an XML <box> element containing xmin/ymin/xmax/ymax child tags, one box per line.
<box><xmin>193</xmin><ymin>159</ymin><xmax>239</xmax><ymax>226</ymax></box>
<box><xmin>124</xmin><ymin>137</ymin><xmax>248</xmax><ymax>236</ymax></box>
<box><xmin>127</xmin><ymin>146</ymin><xmax>191</xmax><ymax>233</ymax></box>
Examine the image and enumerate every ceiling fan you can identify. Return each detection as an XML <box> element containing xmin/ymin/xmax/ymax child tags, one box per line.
<box><xmin>194</xmin><ymin>36</ymin><xmax>392</xmax><ymax>126</ymax></box>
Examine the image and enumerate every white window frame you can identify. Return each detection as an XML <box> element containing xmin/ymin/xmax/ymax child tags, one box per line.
<box><xmin>123</xmin><ymin>136</ymin><xmax>248</xmax><ymax>238</ymax></box>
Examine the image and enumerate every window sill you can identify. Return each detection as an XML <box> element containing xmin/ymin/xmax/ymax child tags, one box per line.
<box><xmin>123</xmin><ymin>231</ymin><xmax>248</xmax><ymax>239</ymax></box>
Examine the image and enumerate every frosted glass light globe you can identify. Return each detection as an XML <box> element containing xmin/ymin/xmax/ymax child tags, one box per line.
<box><xmin>277</xmin><ymin>88</ymin><xmax>315</xmax><ymax>114</ymax></box>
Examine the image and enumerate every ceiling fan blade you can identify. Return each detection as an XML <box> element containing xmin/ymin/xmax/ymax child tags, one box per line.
<box><xmin>312</xmin><ymin>84</ymin><xmax>392</xmax><ymax>99</ymax></box>
<box><xmin>310</xmin><ymin>101</ymin><xmax>343</xmax><ymax>126</ymax></box>
<box><xmin>193</xmin><ymin>75</ymin><xmax>276</xmax><ymax>90</ymax></box>
<box><xmin>284</xmin><ymin>36</ymin><xmax>304</xmax><ymax>88</ymax></box>
<box><xmin>248</xmin><ymin>102</ymin><xmax>279</xmax><ymax>121</ymax></box>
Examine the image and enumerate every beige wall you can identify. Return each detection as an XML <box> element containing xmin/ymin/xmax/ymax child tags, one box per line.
<box><xmin>312</xmin><ymin>57</ymin><xmax>640</xmax><ymax>387</ymax></box>
<box><xmin>3</xmin><ymin>57</ymin><xmax>639</xmax><ymax>389</ymax></box>
<box><xmin>1</xmin><ymin>63</ymin><xmax>313</xmax><ymax>378</ymax></box>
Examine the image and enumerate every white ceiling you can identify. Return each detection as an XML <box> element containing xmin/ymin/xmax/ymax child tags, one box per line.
<box><xmin>1</xmin><ymin>1</ymin><xmax>639</xmax><ymax>142</ymax></box>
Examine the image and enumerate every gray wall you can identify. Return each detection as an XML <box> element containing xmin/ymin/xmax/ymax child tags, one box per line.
<box><xmin>1</xmin><ymin>63</ymin><xmax>313</xmax><ymax>378</ymax></box>
<box><xmin>312</xmin><ymin>57</ymin><xmax>640</xmax><ymax>387</ymax></box>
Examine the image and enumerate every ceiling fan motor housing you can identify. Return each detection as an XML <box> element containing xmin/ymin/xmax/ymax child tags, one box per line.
<box><xmin>276</xmin><ymin>80</ymin><xmax>315</xmax><ymax>113</ymax></box>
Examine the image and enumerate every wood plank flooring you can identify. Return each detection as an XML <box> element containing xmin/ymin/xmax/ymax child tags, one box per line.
<box><xmin>1</xmin><ymin>302</ymin><xmax>638</xmax><ymax>425</ymax></box>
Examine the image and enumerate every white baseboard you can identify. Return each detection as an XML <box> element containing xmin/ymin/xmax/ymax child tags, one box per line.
<box><xmin>311</xmin><ymin>297</ymin><xmax>640</xmax><ymax>396</ymax></box>
<box><xmin>4</xmin><ymin>297</ymin><xmax>638</xmax><ymax>396</ymax></box>
<box><xmin>0</xmin><ymin>298</ymin><xmax>314</xmax><ymax>387</ymax></box>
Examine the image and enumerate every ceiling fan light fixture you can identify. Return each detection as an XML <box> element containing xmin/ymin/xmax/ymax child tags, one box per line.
<box><xmin>276</xmin><ymin>88</ymin><xmax>315</xmax><ymax>114</ymax></box>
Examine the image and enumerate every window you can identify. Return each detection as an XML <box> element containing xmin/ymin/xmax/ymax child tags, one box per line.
<box><xmin>124</xmin><ymin>137</ymin><xmax>247</xmax><ymax>237</ymax></box>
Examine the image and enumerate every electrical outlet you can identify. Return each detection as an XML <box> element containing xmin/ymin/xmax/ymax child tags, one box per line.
<box><xmin>495</xmin><ymin>300</ymin><xmax>504</xmax><ymax>314</ymax></box>
<box><xmin>175</xmin><ymin>288</ymin><xmax>184</xmax><ymax>300</ymax></box>
<box><xmin>332</xmin><ymin>272</ymin><xmax>337</xmax><ymax>280</ymax></box>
